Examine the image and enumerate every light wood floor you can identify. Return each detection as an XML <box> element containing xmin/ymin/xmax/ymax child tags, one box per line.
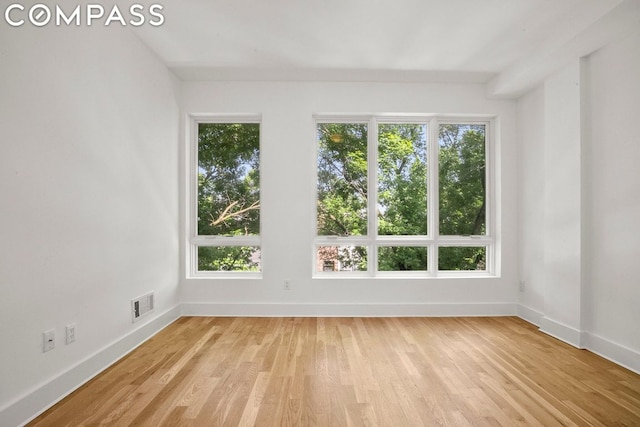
<box><xmin>29</xmin><ymin>317</ymin><xmax>640</xmax><ymax>426</ymax></box>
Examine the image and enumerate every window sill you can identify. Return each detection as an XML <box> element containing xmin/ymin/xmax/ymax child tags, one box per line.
<box><xmin>312</xmin><ymin>272</ymin><xmax>498</xmax><ymax>280</ymax></box>
<box><xmin>187</xmin><ymin>272</ymin><xmax>263</xmax><ymax>280</ymax></box>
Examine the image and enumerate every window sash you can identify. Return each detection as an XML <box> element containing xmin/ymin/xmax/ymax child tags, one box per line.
<box><xmin>314</xmin><ymin>115</ymin><xmax>495</xmax><ymax>277</ymax></box>
<box><xmin>188</xmin><ymin>115</ymin><xmax>262</xmax><ymax>277</ymax></box>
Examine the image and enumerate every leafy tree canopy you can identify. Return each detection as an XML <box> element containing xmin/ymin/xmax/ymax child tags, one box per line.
<box><xmin>197</xmin><ymin>123</ymin><xmax>260</xmax><ymax>271</ymax></box>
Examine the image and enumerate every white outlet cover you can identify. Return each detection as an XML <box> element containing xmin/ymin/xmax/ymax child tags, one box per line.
<box><xmin>66</xmin><ymin>324</ymin><xmax>76</xmax><ymax>344</ymax></box>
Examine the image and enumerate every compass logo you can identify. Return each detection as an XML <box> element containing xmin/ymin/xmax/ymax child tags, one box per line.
<box><xmin>4</xmin><ymin>3</ymin><xmax>165</xmax><ymax>27</ymax></box>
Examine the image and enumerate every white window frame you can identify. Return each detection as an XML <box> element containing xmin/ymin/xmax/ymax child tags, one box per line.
<box><xmin>313</xmin><ymin>114</ymin><xmax>496</xmax><ymax>278</ymax></box>
<box><xmin>186</xmin><ymin>114</ymin><xmax>262</xmax><ymax>278</ymax></box>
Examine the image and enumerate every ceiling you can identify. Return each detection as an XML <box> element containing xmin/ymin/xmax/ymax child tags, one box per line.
<box><xmin>132</xmin><ymin>0</ymin><xmax>638</xmax><ymax>97</ymax></box>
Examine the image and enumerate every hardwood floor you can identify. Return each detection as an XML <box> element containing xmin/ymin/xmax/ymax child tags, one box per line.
<box><xmin>29</xmin><ymin>317</ymin><xmax>640</xmax><ymax>426</ymax></box>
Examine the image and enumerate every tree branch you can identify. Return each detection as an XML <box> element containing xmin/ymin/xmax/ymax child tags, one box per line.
<box><xmin>210</xmin><ymin>200</ymin><xmax>260</xmax><ymax>226</ymax></box>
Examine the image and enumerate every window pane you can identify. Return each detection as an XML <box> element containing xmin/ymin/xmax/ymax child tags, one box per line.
<box><xmin>378</xmin><ymin>246</ymin><xmax>428</xmax><ymax>271</ymax></box>
<box><xmin>438</xmin><ymin>247</ymin><xmax>486</xmax><ymax>271</ymax></box>
<box><xmin>316</xmin><ymin>246</ymin><xmax>367</xmax><ymax>272</ymax></box>
<box><xmin>317</xmin><ymin>123</ymin><xmax>368</xmax><ymax>236</ymax></box>
<box><xmin>198</xmin><ymin>246</ymin><xmax>261</xmax><ymax>272</ymax></box>
<box><xmin>378</xmin><ymin>124</ymin><xmax>428</xmax><ymax>236</ymax></box>
<box><xmin>439</xmin><ymin>124</ymin><xmax>486</xmax><ymax>235</ymax></box>
<box><xmin>197</xmin><ymin>123</ymin><xmax>260</xmax><ymax>236</ymax></box>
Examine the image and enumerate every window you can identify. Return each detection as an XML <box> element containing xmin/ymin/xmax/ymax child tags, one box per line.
<box><xmin>188</xmin><ymin>116</ymin><xmax>261</xmax><ymax>277</ymax></box>
<box><xmin>315</xmin><ymin>116</ymin><xmax>494</xmax><ymax>277</ymax></box>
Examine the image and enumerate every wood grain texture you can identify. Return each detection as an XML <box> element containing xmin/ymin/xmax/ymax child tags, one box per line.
<box><xmin>29</xmin><ymin>317</ymin><xmax>640</xmax><ymax>426</ymax></box>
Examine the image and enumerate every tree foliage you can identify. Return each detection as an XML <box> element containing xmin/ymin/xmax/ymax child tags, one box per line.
<box><xmin>438</xmin><ymin>124</ymin><xmax>486</xmax><ymax>270</ymax></box>
<box><xmin>197</xmin><ymin>123</ymin><xmax>260</xmax><ymax>271</ymax></box>
<box><xmin>316</xmin><ymin>122</ymin><xmax>487</xmax><ymax>271</ymax></box>
<box><xmin>377</xmin><ymin>124</ymin><xmax>428</xmax><ymax>236</ymax></box>
<box><xmin>438</xmin><ymin>124</ymin><xmax>486</xmax><ymax>236</ymax></box>
<box><xmin>316</xmin><ymin>123</ymin><xmax>368</xmax><ymax>236</ymax></box>
<box><xmin>198</xmin><ymin>246</ymin><xmax>260</xmax><ymax>272</ymax></box>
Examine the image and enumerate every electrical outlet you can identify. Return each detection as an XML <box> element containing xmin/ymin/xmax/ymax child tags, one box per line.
<box><xmin>66</xmin><ymin>324</ymin><xmax>76</xmax><ymax>344</ymax></box>
<box><xmin>519</xmin><ymin>280</ymin><xmax>526</xmax><ymax>292</ymax></box>
<box><xmin>43</xmin><ymin>329</ymin><xmax>55</xmax><ymax>353</ymax></box>
<box><xmin>284</xmin><ymin>280</ymin><xmax>291</xmax><ymax>290</ymax></box>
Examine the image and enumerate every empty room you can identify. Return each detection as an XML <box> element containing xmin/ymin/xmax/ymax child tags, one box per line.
<box><xmin>1</xmin><ymin>0</ymin><xmax>639</xmax><ymax>425</ymax></box>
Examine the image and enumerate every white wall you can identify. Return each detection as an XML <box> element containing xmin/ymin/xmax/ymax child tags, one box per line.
<box><xmin>180</xmin><ymin>81</ymin><xmax>519</xmax><ymax>315</ymax></box>
<box><xmin>583</xmin><ymin>26</ymin><xmax>640</xmax><ymax>359</ymax></box>
<box><xmin>516</xmin><ymin>85</ymin><xmax>546</xmax><ymax>318</ymax></box>
<box><xmin>517</xmin><ymin>26</ymin><xmax>640</xmax><ymax>370</ymax></box>
<box><xmin>542</xmin><ymin>62</ymin><xmax>584</xmax><ymax>344</ymax></box>
<box><xmin>0</xmin><ymin>25</ymin><xmax>180</xmax><ymax>425</ymax></box>
<box><xmin>518</xmin><ymin>67</ymin><xmax>586</xmax><ymax>338</ymax></box>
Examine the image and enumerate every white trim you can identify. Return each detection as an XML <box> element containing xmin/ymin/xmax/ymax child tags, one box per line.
<box><xmin>539</xmin><ymin>316</ymin><xmax>585</xmax><ymax>348</ymax></box>
<box><xmin>517</xmin><ymin>306</ymin><xmax>640</xmax><ymax>375</ymax></box>
<box><xmin>181</xmin><ymin>302</ymin><xmax>517</xmax><ymax>317</ymax></box>
<box><xmin>0</xmin><ymin>306</ymin><xmax>181</xmax><ymax>427</ymax></box>
<box><xmin>186</xmin><ymin>115</ymin><xmax>263</xmax><ymax>278</ymax></box>
<box><xmin>584</xmin><ymin>332</ymin><xmax>640</xmax><ymax>375</ymax></box>
<box><xmin>428</xmin><ymin>118</ymin><xmax>439</xmax><ymax>273</ymax></box>
<box><xmin>367</xmin><ymin>117</ymin><xmax>377</xmax><ymax>277</ymax></box>
<box><xmin>517</xmin><ymin>304</ymin><xmax>543</xmax><ymax>326</ymax></box>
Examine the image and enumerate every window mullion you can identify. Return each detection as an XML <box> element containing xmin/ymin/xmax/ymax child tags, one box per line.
<box><xmin>368</xmin><ymin>117</ymin><xmax>378</xmax><ymax>276</ymax></box>
<box><xmin>428</xmin><ymin>118</ymin><xmax>439</xmax><ymax>275</ymax></box>
<box><xmin>188</xmin><ymin>117</ymin><xmax>199</xmax><ymax>277</ymax></box>
<box><xmin>486</xmin><ymin>120</ymin><xmax>493</xmax><ymax>238</ymax></box>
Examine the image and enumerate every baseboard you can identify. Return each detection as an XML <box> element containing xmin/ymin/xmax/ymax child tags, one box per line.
<box><xmin>180</xmin><ymin>302</ymin><xmax>518</xmax><ymax>317</ymax></box>
<box><xmin>517</xmin><ymin>305</ymin><xmax>640</xmax><ymax>376</ymax></box>
<box><xmin>538</xmin><ymin>316</ymin><xmax>585</xmax><ymax>348</ymax></box>
<box><xmin>583</xmin><ymin>332</ymin><xmax>640</xmax><ymax>375</ymax></box>
<box><xmin>1</xmin><ymin>305</ymin><xmax>181</xmax><ymax>427</ymax></box>
<box><xmin>516</xmin><ymin>304</ymin><xmax>543</xmax><ymax>326</ymax></box>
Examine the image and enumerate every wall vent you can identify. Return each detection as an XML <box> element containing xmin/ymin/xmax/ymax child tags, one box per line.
<box><xmin>131</xmin><ymin>292</ymin><xmax>155</xmax><ymax>323</ymax></box>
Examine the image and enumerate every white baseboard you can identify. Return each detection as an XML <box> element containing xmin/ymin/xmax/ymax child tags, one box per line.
<box><xmin>517</xmin><ymin>305</ymin><xmax>639</xmax><ymax>375</ymax></box>
<box><xmin>1</xmin><ymin>305</ymin><xmax>181</xmax><ymax>427</ymax></box>
<box><xmin>516</xmin><ymin>304</ymin><xmax>543</xmax><ymax>326</ymax></box>
<box><xmin>180</xmin><ymin>302</ymin><xmax>518</xmax><ymax>317</ymax></box>
<box><xmin>583</xmin><ymin>332</ymin><xmax>640</xmax><ymax>375</ymax></box>
<box><xmin>538</xmin><ymin>316</ymin><xmax>585</xmax><ymax>348</ymax></box>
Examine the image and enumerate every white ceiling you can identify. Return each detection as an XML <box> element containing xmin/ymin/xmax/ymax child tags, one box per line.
<box><xmin>133</xmin><ymin>0</ymin><xmax>638</xmax><ymax>97</ymax></box>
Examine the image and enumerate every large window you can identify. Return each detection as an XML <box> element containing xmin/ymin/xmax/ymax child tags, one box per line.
<box><xmin>315</xmin><ymin>116</ymin><xmax>494</xmax><ymax>277</ymax></box>
<box><xmin>188</xmin><ymin>116</ymin><xmax>261</xmax><ymax>277</ymax></box>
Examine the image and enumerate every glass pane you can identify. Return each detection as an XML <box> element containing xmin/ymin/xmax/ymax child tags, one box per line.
<box><xmin>378</xmin><ymin>246</ymin><xmax>428</xmax><ymax>271</ymax></box>
<box><xmin>438</xmin><ymin>124</ymin><xmax>486</xmax><ymax>235</ymax></box>
<box><xmin>316</xmin><ymin>246</ymin><xmax>367</xmax><ymax>272</ymax></box>
<box><xmin>317</xmin><ymin>123</ymin><xmax>368</xmax><ymax>236</ymax></box>
<box><xmin>198</xmin><ymin>246</ymin><xmax>261</xmax><ymax>272</ymax></box>
<box><xmin>378</xmin><ymin>124</ymin><xmax>428</xmax><ymax>236</ymax></box>
<box><xmin>438</xmin><ymin>247</ymin><xmax>486</xmax><ymax>271</ymax></box>
<box><xmin>197</xmin><ymin>123</ymin><xmax>260</xmax><ymax>236</ymax></box>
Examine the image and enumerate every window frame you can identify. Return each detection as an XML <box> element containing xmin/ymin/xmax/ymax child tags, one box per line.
<box><xmin>313</xmin><ymin>114</ymin><xmax>496</xmax><ymax>278</ymax></box>
<box><xmin>186</xmin><ymin>114</ymin><xmax>262</xmax><ymax>278</ymax></box>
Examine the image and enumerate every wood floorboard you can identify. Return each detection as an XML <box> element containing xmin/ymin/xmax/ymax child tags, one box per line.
<box><xmin>28</xmin><ymin>317</ymin><xmax>640</xmax><ymax>426</ymax></box>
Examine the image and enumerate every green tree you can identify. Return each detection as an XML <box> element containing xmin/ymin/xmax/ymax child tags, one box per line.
<box><xmin>438</xmin><ymin>124</ymin><xmax>486</xmax><ymax>270</ymax></box>
<box><xmin>317</xmin><ymin>122</ymin><xmax>486</xmax><ymax>272</ymax></box>
<box><xmin>377</xmin><ymin>124</ymin><xmax>427</xmax><ymax>236</ymax></box>
<box><xmin>316</xmin><ymin>123</ymin><xmax>368</xmax><ymax>236</ymax></box>
<box><xmin>316</xmin><ymin>123</ymin><xmax>368</xmax><ymax>270</ymax></box>
<box><xmin>197</xmin><ymin>123</ymin><xmax>260</xmax><ymax>271</ymax></box>
<box><xmin>377</xmin><ymin>124</ymin><xmax>428</xmax><ymax>270</ymax></box>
